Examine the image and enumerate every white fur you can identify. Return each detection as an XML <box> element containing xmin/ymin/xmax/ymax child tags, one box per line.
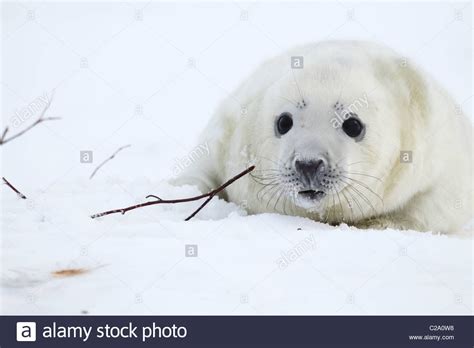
<box><xmin>174</xmin><ymin>41</ymin><xmax>472</xmax><ymax>234</ymax></box>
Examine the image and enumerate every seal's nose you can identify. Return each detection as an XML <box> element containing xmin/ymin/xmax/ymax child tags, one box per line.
<box><xmin>295</xmin><ymin>159</ymin><xmax>326</xmax><ymax>186</ymax></box>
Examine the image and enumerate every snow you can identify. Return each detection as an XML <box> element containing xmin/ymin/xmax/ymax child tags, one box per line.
<box><xmin>2</xmin><ymin>173</ymin><xmax>472</xmax><ymax>315</ymax></box>
<box><xmin>1</xmin><ymin>1</ymin><xmax>472</xmax><ymax>315</ymax></box>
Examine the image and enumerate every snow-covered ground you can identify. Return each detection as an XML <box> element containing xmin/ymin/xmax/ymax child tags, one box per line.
<box><xmin>1</xmin><ymin>176</ymin><xmax>473</xmax><ymax>315</ymax></box>
<box><xmin>1</xmin><ymin>1</ymin><xmax>472</xmax><ymax>315</ymax></box>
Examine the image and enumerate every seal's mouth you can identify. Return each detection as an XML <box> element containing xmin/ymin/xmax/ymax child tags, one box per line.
<box><xmin>298</xmin><ymin>189</ymin><xmax>325</xmax><ymax>201</ymax></box>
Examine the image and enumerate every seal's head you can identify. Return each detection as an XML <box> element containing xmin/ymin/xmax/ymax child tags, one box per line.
<box><xmin>176</xmin><ymin>40</ymin><xmax>471</xmax><ymax>232</ymax></box>
<box><xmin>251</xmin><ymin>42</ymin><xmax>411</xmax><ymax>223</ymax></box>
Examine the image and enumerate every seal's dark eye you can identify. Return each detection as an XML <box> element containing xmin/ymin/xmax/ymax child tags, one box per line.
<box><xmin>276</xmin><ymin>112</ymin><xmax>293</xmax><ymax>135</ymax></box>
<box><xmin>342</xmin><ymin>116</ymin><xmax>364</xmax><ymax>138</ymax></box>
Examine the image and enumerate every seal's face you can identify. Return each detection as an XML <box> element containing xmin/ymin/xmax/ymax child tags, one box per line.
<box><xmin>274</xmin><ymin>107</ymin><xmax>366</xmax><ymax>205</ymax></box>
<box><xmin>252</xmin><ymin>59</ymin><xmax>399</xmax><ymax>222</ymax></box>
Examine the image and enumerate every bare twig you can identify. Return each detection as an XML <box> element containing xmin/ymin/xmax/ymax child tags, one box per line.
<box><xmin>2</xmin><ymin>177</ymin><xmax>27</xmax><ymax>199</ymax></box>
<box><xmin>91</xmin><ymin>165</ymin><xmax>255</xmax><ymax>220</ymax></box>
<box><xmin>0</xmin><ymin>94</ymin><xmax>60</xmax><ymax>146</ymax></box>
<box><xmin>89</xmin><ymin>144</ymin><xmax>131</xmax><ymax>180</ymax></box>
<box><xmin>1</xmin><ymin>127</ymin><xmax>8</xmax><ymax>142</ymax></box>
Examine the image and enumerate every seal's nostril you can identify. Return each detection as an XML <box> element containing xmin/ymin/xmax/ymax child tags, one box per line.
<box><xmin>295</xmin><ymin>159</ymin><xmax>325</xmax><ymax>179</ymax></box>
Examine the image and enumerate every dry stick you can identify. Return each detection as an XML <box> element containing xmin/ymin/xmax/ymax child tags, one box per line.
<box><xmin>2</xmin><ymin>177</ymin><xmax>27</xmax><ymax>199</ymax></box>
<box><xmin>1</xmin><ymin>127</ymin><xmax>8</xmax><ymax>142</ymax></box>
<box><xmin>91</xmin><ymin>165</ymin><xmax>255</xmax><ymax>220</ymax></box>
<box><xmin>89</xmin><ymin>144</ymin><xmax>131</xmax><ymax>180</ymax></box>
<box><xmin>0</xmin><ymin>96</ymin><xmax>60</xmax><ymax>146</ymax></box>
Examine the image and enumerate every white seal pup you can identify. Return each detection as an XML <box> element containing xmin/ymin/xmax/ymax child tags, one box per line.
<box><xmin>174</xmin><ymin>41</ymin><xmax>472</xmax><ymax>234</ymax></box>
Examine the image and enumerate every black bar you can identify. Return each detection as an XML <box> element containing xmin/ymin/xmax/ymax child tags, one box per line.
<box><xmin>1</xmin><ymin>316</ymin><xmax>472</xmax><ymax>347</ymax></box>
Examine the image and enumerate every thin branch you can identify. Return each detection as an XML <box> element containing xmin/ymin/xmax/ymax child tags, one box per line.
<box><xmin>89</xmin><ymin>144</ymin><xmax>131</xmax><ymax>180</ymax></box>
<box><xmin>0</xmin><ymin>94</ymin><xmax>60</xmax><ymax>146</ymax></box>
<box><xmin>2</xmin><ymin>177</ymin><xmax>27</xmax><ymax>199</ymax></box>
<box><xmin>1</xmin><ymin>127</ymin><xmax>8</xmax><ymax>142</ymax></box>
<box><xmin>184</xmin><ymin>195</ymin><xmax>214</xmax><ymax>221</ymax></box>
<box><xmin>91</xmin><ymin>165</ymin><xmax>255</xmax><ymax>220</ymax></box>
